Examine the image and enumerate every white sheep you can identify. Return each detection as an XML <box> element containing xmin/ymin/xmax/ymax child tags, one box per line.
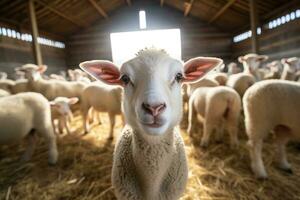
<box><xmin>11</xmin><ymin>79</ymin><xmax>29</xmax><ymax>94</ymax></box>
<box><xmin>0</xmin><ymin>79</ymin><xmax>15</xmax><ymax>93</ymax></box>
<box><xmin>80</xmin><ymin>48</ymin><xmax>222</xmax><ymax>200</ymax></box>
<box><xmin>50</xmin><ymin>97</ymin><xmax>79</xmax><ymax>135</ymax></box>
<box><xmin>187</xmin><ymin>86</ymin><xmax>241</xmax><ymax>148</ymax></box>
<box><xmin>263</xmin><ymin>60</ymin><xmax>283</xmax><ymax>80</ymax></box>
<box><xmin>80</xmin><ymin>81</ymin><xmax>123</xmax><ymax>139</ymax></box>
<box><xmin>238</xmin><ymin>53</ymin><xmax>268</xmax><ymax>81</ymax></box>
<box><xmin>226</xmin><ymin>73</ymin><xmax>255</xmax><ymax>98</ymax></box>
<box><xmin>207</xmin><ymin>72</ymin><xmax>228</xmax><ymax>85</ymax></box>
<box><xmin>227</xmin><ymin>62</ymin><xmax>241</xmax><ymax>75</ymax></box>
<box><xmin>243</xmin><ymin>80</ymin><xmax>300</xmax><ymax>178</ymax></box>
<box><xmin>16</xmin><ymin>64</ymin><xmax>86</xmax><ymax>100</ymax></box>
<box><xmin>0</xmin><ymin>92</ymin><xmax>58</xmax><ymax>164</ymax></box>
<box><xmin>280</xmin><ymin>57</ymin><xmax>300</xmax><ymax>81</ymax></box>
<box><xmin>0</xmin><ymin>89</ymin><xmax>10</xmax><ymax>97</ymax></box>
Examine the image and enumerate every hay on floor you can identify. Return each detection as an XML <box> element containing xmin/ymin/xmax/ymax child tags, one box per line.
<box><xmin>1</xmin><ymin>111</ymin><xmax>300</xmax><ymax>200</ymax></box>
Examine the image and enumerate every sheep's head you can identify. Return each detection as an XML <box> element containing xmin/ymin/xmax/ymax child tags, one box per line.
<box><xmin>80</xmin><ymin>49</ymin><xmax>222</xmax><ymax>136</ymax></box>
<box><xmin>238</xmin><ymin>54</ymin><xmax>268</xmax><ymax>72</ymax></box>
<box><xmin>50</xmin><ymin>97</ymin><xmax>78</xmax><ymax>116</ymax></box>
<box><xmin>281</xmin><ymin>57</ymin><xmax>300</xmax><ymax>72</ymax></box>
<box><xmin>15</xmin><ymin>64</ymin><xmax>47</xmax><ymax>81</ymax></box>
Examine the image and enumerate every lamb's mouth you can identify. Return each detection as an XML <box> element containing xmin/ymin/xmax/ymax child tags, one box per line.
<box><xmin>140</xmin><ymin>121</ymin><xmax>164</xmax><ymax>128</ymax></box>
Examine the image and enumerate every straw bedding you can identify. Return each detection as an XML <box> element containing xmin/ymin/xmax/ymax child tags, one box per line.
<box><xmin>1</xmin><ymin>111</ymin><xmax>300</xmax><ymax>200</ymax></box>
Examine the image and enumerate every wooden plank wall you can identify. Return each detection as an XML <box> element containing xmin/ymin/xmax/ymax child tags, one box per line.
<box><xmin>66</xmin><ymin>1</ymin><xmax>232</xmax><ymax>68</ymax></box>
<box><xmin>0</xmin><ymin>25</ymin><xmax>66</xmax><ymax>78</ymax></box>
<box><xmin>232</xmin><ymin>17</ymin><xmax>300</xmax><ymax>61</ymax></box>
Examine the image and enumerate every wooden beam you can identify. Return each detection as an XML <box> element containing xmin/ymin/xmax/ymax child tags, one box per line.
<box><xmin>35</xmin><ymin>0</ymin><xmax>85</xmax><ymax>27</ymax></box>
<box><xmin>249</xmin><ymin>0</ymin><xmax>259</xmax><ymax>53</ymax></box>
<box><xmin>87</xmin><ymin>0</ymin><xmax>108</xmax><ymax>19</ymax></box>
<box><xmin>160</xmin><ymin>0</ymin><xmax>164</xmax><ymax>7</ymax></box>
<box><xmin>29</xmin><ymin>0</ymin><xmax>43</xmax><ymax>65</ymax></box>
<box><xmin>209</xmin><ymin>0</ymin><xmax>237</xmax><ymax>23</ymax></box>
<box><xmin>125</xmin><ymin>0</ymin><xmax>131</xmax><ymax>6</ymax></box>
<box><xmin>184</xmin><ymin>0</ymin><xmax>194</xmax><ymax>17</ymax></box>
<box><xmin>263</xmin><ymin>0</ymin><xmax>300</xmax><ymax>20</ymax></box>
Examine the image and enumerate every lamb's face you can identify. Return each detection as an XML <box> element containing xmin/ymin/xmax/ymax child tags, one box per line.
<box><xmin>239</xmin><ymin>54</ymin><xmax>268</xmax><ymax>72</ymax></box>
<box><xmin>16</xmin><ymin>64</ymin><xmax>47</xmax><ymax>81</ymax></box>
<box><xmin>79</xmin><ymin>49</ymin><xmax>223</xmax><ymax>136</ymax></box>
<box><xmin>282</xmin><ymin>57</ymin><xmax>300</xmax><ymax>72</ymax></box>
<box><xmin>120</xmin><ymin>55</ymin><xmax>184</xmax><ymax>135</ymax></box>
<box><xmin>50</xmin><ymin>97</ymin><xmax>78</xmax><ymax>116</ymax></box>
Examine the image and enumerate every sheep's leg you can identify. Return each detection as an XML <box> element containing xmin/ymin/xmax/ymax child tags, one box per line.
<box><xmin>58</xmin><ymin>119</ymin><xmax>64</xmax><ymax>134</ymax></box>
<box><xmin>274</xmin><ymin>128</ymin><xmax>292</xmax><ymax>172</ymax></box>
<box><xmin>226</xmin><ymin>124</ymin><xmax>239</xmax><ymax>149</ymax></box>
<box><xmin>187</xmin><ymin>103</ymin><xmax>196</xmax><ymax>136</ymax></box>
<box><xmin>39</xmin><ymin>125</ymin><xmax>58</xmax><ymax>165</ymax></box>
<box><xmin>96</xmin><ymin>112</ymin><xmax>102</xmax><ymax>125</ymax></box>
<box><xmin>215</xmin><ymin>122</ymin><xmax>224</xmax><ymax>143</ymax></box>
<box><xmin>201</xmin><ymin>122</ymin><xmax>214</xmax><ymax>147</ymax></box>
<box><xmin>63</xmin><ymin>117</ymin><xmax>72</xmax><ymax>135</ymax></box>
<box><xmin>52</xmin><ymin>120</ymin><xmax>59</xmax><ymax>135</ymax></box>
<box><xmin>121</xmin><ymin>114</ymin><xmax>125</xmax><ymax>127</ymax></box>
<box><xmin>82</xmin><ymin>108</ymin><xmax>90</xmax><ymax>134</ymax></box>
<box><xmin>248</xmin><ymin>139</ymin><xmax>267</xmax><ymax>178</ymax></box>
<box><xmin>108</xmin><ymin>112</ymin><xmax>115</xmax><ymax>140</ymax></box>
<box><xmin>21</xmin><ymin>132</ymin><xmax>37</xmax><ymax>162</ymax></box>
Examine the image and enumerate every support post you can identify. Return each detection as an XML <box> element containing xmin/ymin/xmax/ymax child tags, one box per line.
<box><xmin>29</xmin><ymin>0</ymin><xmax>43</xmax><ymax>65</ymax></box>
<box><xmin>249</xmin><ymin>0</ymin><xmax>259</xmax><ymax>53</ymax></box>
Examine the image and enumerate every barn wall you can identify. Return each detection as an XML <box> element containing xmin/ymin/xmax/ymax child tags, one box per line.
<box><xmin>66</xmin><ymin>1</ymin><xmax>232</xmax><ymax>67</ymax></box>
<box><xmin>232</xmin><ymin>18</ymin><xmax>300</xmax><ymax>61</ymax></box>
<box><xmin>0</xmin><ymin>26</ymin><xmax>67</xmax><ymax>78</ymax></box>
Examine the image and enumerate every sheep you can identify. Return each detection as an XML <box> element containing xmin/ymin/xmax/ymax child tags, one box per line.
<box><xmin>238</xmin><ymin>53</ymin><xmax>268</xmax><ymax>81</ymax></box>
<box><xmin>0</xmin><ymin>89</ymin><xmax>10</xmax><ymax>97</ymax></box>
<box><xmin>50</xmin><ymin>97</ymin><xmax>78</xmax><ymax>135</ymax></box>
<box><xmin>0</xmin><ymin>79</ymin><xmax>15</xmax><ymax>93</ymax></box>
<box><xmin>0</xmin><ymin>92</ymin><xmax>58</xmax><ymax>164</ymax></box>
<box><xmin>280</xmin><ymin>57</ymin><xmax>300</xmax><ymax>81</ymax></box>
<box><xmin>243</xmin><ymin>80</ymin><xmax>300</xmax><ymax>178</ymax></box>
<box><xmin>11</xmin><ymin>79</ymin><xmax>29</xmax><ymax>94</ymax></box>
<box><xmin>68</xmin><ymin>69</ymin><xmax>91</xmax><ymax>83</ymax></box>
<box><xmin>0</xmin><ymin>72</ymin><xmax>8</xmax><ymax>80</ymax></box>
<box><xmin>227</xmin><ymin>62</ymin><xmax>241</xmax><ymax>75</ymax></box>
<box><xmin>49</xmin><ymin>74</ymin><xmax>66</xmax><ymax>81</ymax></box>
<box><xmin>226</xmin><ymin>73</ymin><xmax>255</xmax><ymax>98</ymax></box>
<box><xmin>16</xmin><ymin>64</ymin><xmax>86</xmax><ymax>100</ymax></box>
<box><xmin>80</xmin><ymin>48</ymin><xmax>223</xmax><ymax>200</ymax></box>
<box><xmin>187</xmin><ymin>86</ymin><xmax>241</xmax><ymax>148</ymax></box>
<box><xmin>80</xmin><ymin>81</ymin><xmax>123</xmax><ymax>138</ymax></box>
<box><xmin>207</xmin><ymin>72</ymin><xmax>228</xmax><ymax>85</ymax></box>
<box><xmin>263</xmin><ymin>60</ymin><xmax>283</xmax><ymax>80</ymax></box>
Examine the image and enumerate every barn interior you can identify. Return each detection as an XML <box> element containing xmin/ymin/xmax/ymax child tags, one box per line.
<box><xmin>1</xmin><ymin>0</ymin><xmax>300</xmax><ymax>199</ymax></box>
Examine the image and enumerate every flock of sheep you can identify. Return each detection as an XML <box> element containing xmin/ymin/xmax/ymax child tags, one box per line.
<box><xmin>0</xmin><ymin>48</ymin><xmax>299</xmax><ymax>199</ymax></box>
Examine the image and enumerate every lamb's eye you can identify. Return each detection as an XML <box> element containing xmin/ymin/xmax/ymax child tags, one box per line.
<box><xmin>120</xmin><ymin>74</ymin><xmax>131</xmax><ymax>85</ymax></box>
<box><xmin>175</xmin><ymin>73</ymin><xmax>183</xmax><ymax>83</ymax></box>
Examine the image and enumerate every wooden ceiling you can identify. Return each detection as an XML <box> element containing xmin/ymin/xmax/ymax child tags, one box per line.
<box><xmin>0</xmin><ymin>0</ymin><xmax>298</xmax><ymax>38</ymax></box>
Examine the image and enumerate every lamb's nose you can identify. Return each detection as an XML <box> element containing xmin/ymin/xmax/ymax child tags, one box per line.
<box><xmin>142</xmin><ymin>102</ymin><xmax>166</xmax><ymax>117</ymax></box>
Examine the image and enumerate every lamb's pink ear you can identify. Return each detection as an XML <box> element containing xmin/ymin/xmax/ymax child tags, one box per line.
<box><xmin>238</xmin><ymin>56</ymin><xmax>245</xmax><ymax>63</ymax></box>
<box><xmin>183</xmin><ymin>57</ymin><xmax>223</xmax><ymax>83</ymax></box>
<box><xmin>79</xmin><ymin>60</ymin><xmax>122</xmax><ymax>85</ymax></box>
<box><xmin>68</xmin><ymin>97</ymin><xmax>79</xmax><ymax>105</ymax></box>
<box><xmin>38</xmin><ymin>65</ymin><xmax>48</xmax><ymax>73</ymax></box>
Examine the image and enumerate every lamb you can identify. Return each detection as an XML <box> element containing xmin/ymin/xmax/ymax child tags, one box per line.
<box><xmin>68</xmin><ymin>69</ymin><xmax>91</xmax><ymax>83</ymax></box>
<box><xmin>226</xmin><ymin>73</ymin><xmax>255</xmax><ymax>98</ymax></box>
<box><xmin>187</xmin><ymin>86</ymin><xmax>241</xmax><ymax>148</ymax></box>
<box><xmin>50</xmin><ymin>97</ymin><xmax>78</xmax><ymax>135</ymax></box>
<box><xmin>238</xmin><ymin>53</ymin><xmax>268</xmax><ymax>81</ymax></box>
<box><xmin>80</xmin><ymin>48</ymin><xmax>222</xmax><ymax>200</ymax></box>
<box><xmin>16</xmin><ymin>64</ymin><xmax>86</xmax><ymax>100</ymax></box>
<box><xmin>263</xmin><ymin>60</ymin><xmax>283</xmax><ymax>80</ymax></box>
<box><xmin>11</xmin><ymin>79</ymin><xmax>29</xmax><ymax>94</ymax></box>
<box><xmin>0</xmin><ymin>79</ymin><xmax>15</xmax><ymax>93</ymax></box>
<box><xmin>227</xmin><ymin>62</ymin><xmax>241</xmax><ymax>75</ymax></box>
<box><xmin>207</xmin><ymin>72</ymin><xmax>228</xmax><ymax>85</ymax></box>
<box><xmin>80</xmin><ymin>81</ymin><xmax>123</xmax><ymax>139</ymax></box>
<box><xmin>0</xmin><ymin>92</ymin><xmax>58</xmax><ymax>164</ymax></box>
<box><xmin>0</xmin><ymin>89</ymin><xmax>10</xmax><ymax>97</ymax></box>
<box><xmin>280</xmin><ymin>57</ymin><xmax>300</xmax><ymax>81</ymax></box>
<box><xmin>243</xmin><ymin>80</ymin><xmax>300</xmax><ymax>178</ymax></box>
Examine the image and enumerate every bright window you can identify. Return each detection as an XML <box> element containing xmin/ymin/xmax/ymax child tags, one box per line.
<box><xmin>110</xmin><ymin>29</ymin><xmax>181</xmax><ymax>66</ymax></box>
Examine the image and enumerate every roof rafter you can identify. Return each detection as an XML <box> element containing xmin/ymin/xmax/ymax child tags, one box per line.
<box><xmin>209</xmin><ymin>0</ymin><xmax>237</xmax><ymax>23</ymax></box>
<box><xmin>87</xmin><ymin>0</ymin><xmax>108</xmax><ymax>19</ymax></box>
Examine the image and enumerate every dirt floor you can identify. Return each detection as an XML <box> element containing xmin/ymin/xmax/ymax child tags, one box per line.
<box><xmin>1</xmin><ymin>111</ymin><xmax>300</xmax><ymax>200</ymax></box>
